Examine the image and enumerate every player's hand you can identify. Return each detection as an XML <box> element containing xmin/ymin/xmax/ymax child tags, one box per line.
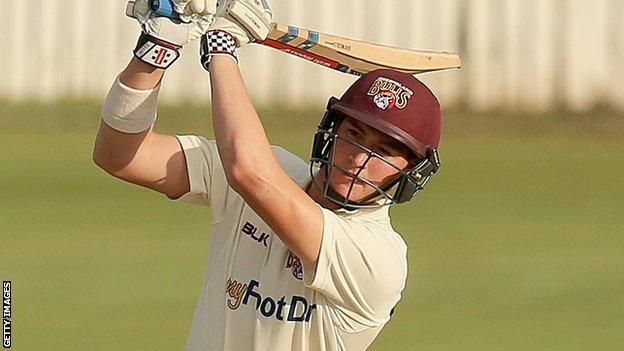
<box><xmin>198</xmin><ymin>0</ymin><xmax>272</xmax><ymax>71</ymax></box>
<box><xmin>173</xmin><ymin>0</ymin><xmax>217</xmax><ymax>23</ymax></box>
<box><xmin>126</xmin><ymin>0</ymin><xmax>214</xmax><ymax>69</ymax></box>
<box><xmin>127</xmin><ymin>0</ymin><xmax>212</xmax><ymax>47</ymax></box>
<box><xmin>211</xmin><ymin>0</ymin><xmax>273</xmax><ymax>47</ymax></box>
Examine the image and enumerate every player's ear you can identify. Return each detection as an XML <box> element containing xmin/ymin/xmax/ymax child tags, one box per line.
<box><xmin>394</xmin><ymin>145</ymin><xmax>420</xmax><ymax>170</ymax></box>
<box><xmin>408</xmin><ymin>153</ymin><xmax>422</xmax><ymax>168</ymax></box>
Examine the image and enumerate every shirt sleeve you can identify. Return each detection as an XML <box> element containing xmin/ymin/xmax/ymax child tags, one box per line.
<box><xmin>169</xmin><ymin>136</ymin><xmax>231</xmax><ymax>220</ymax></box>
<box><xmin>302</xmin><ymin>207</ymin><xmax>408</xmax><ymax>330</ymax></box>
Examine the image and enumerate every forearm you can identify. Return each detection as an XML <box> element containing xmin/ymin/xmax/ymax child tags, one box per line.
<box><xmin>209</xmin><ymin>56</ymin><xmax>276</xmax><ymax>179</ymax></box>
<box><xmin>208</xmin><ymin>57</ymin><xmax>323</xmax><ymax>269</ymax></box>
<box><xmin>93</xmin><ymin>58</ymin><xmax>165</xmax><ymax>170</ymax></box>
<box><xmin>120</xmin><ymin>57</ymin><xmax>165</xmax><ymax>89</ymax></box>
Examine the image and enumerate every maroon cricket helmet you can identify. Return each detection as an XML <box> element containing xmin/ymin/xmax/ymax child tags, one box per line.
<box><xmin>328</xmin><ymin>69</ymin><xmax>442</xmax><ymax>158</ymax></box>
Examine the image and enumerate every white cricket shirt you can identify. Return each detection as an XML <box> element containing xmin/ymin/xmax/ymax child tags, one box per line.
<box><xmin>172</xmin><ymin>135</ymin><xmax>409</xmax><ymax>351</ymax></box>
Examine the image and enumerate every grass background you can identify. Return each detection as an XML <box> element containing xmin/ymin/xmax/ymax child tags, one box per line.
<box><xmin>1</xmin><ymin>101</ymin><xmax>623</xmax><ymax>350</ymax></box>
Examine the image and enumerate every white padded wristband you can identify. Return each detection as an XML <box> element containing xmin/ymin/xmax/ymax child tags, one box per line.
<box><xmin>101</xmin><ymin>76</ymin><xmax>160</xmax><ymax>133</ymax></box>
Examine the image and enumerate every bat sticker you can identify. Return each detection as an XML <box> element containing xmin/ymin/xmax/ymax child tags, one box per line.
<box><xmin>278</xmin><ymin>26</ymin><xmax>300</xmax><ymax>43</ymax></box>
<box><xmin>298</xmin><ymin>31</ymin><xmax>319</xmax><ymax>50</ymax></box>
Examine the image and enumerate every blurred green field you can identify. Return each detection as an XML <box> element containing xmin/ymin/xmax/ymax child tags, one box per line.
<box><xmin>1</xmin><ymin>101</ymin><xmax>623</xmax><ymax>350</ymax></box>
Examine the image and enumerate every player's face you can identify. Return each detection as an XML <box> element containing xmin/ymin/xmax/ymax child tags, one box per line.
<box><xmin>327</xmin><ymin>117</ymin><xmax>412</xmax><ymax>202</ymax></box>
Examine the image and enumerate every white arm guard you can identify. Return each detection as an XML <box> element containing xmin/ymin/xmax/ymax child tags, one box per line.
<box><xmin>101</xmin><ymin>76</ymin><xmax>160</xmax><ymax>134</ymax></box>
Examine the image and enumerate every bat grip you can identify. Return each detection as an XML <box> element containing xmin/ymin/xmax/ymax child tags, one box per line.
<box><xmin>149</xmin><ymin>0</ymin><xmax>180</xmax><ymax>20</ymax></box>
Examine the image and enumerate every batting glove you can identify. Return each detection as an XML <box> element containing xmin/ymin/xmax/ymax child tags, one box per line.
<box><xmin>173</xmin><ymin>0</ymin><xmax>217</xmax><ymax>23</ymax></box>
<box><xmin>126</xmin><ymin>0</ymin><xmax>214</xmax><ymax>69</ymax></box>
<box><xmin>199</xmin><ymin>0</ymin><xmax>272</xmax><ymax>70</ymax></box>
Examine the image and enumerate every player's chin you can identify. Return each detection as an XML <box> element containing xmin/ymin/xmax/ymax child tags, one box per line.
<box><xmin>331</xmin><ymin>181</ymin><xmax>377</xmax><ymax>202</ymax></box>
<box><xmin>327</xmin><ymin>170</ymin><xmax>380</xmax><ymax>200</ymax></box>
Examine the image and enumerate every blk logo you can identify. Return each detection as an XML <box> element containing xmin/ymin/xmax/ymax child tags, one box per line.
<box><xmin>241</xmin><ymin>221</ymin><xmax>270</xmax><ymax>247</ymax></box>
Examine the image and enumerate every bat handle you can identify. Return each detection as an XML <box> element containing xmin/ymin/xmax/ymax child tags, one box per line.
<box><xmin>149</xmin><ymin>0</ymin><xmax>180</xmax><ymax>20</ymax></box>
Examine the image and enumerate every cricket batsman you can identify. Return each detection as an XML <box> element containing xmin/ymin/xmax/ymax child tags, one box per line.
<box><xmin>93</xmin><ymin>0</ymin><xmax>442</xmax><ymax>349</ymax></box>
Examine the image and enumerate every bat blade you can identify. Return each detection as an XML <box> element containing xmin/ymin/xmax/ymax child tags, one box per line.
<box><xmin>260</xmin><ymin>23</ymin><xmax>461</xmax><ymax>76</ymax></box>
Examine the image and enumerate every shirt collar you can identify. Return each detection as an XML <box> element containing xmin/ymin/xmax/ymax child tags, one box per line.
<box><xmin>335</xmin><ymin>204</ymin><xmax>390</xmax><ymax>221</ymax></box>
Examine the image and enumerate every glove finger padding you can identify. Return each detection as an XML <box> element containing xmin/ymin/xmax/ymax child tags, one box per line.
<box><xmin>226</xmin><ymin>0</ymin><xmax>272</xmax><ymax>41</ymax></box>
<box><xmin>210</xmin><ymin>16</ymin><xmax>250</xmax><ymax>47</ymax></box>
<box><xmin>210</xmin><ymin>0</ymin><xmax>272</xmax><ymax>48</ymax></box>
<box><xmin>174</xmin><ymin>0</ymin><xmax>217</xmax><ymax>22</ymax></box>
<box><xmin>127</xmin><ymin>0</ymin><xmax>212</xmax><ymax>46</ymax></box>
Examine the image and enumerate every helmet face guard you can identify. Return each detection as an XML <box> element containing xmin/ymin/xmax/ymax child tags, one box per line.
<box><xmin>310</xmin><ymin>109</ymin><xmax>441</xmax><ymax>209</ymax></box>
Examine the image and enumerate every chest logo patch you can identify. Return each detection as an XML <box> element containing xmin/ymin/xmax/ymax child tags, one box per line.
<box><xmin>286</xmin><ymin>252</ymin><xmax>304</xmax><ymax>280</ymax></box>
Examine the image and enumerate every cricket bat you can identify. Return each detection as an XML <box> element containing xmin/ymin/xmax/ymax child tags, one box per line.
<box><xmin>142</xmin><ymin>0</ymin><xmax>462</xmax><ymax>76</ymax></box>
